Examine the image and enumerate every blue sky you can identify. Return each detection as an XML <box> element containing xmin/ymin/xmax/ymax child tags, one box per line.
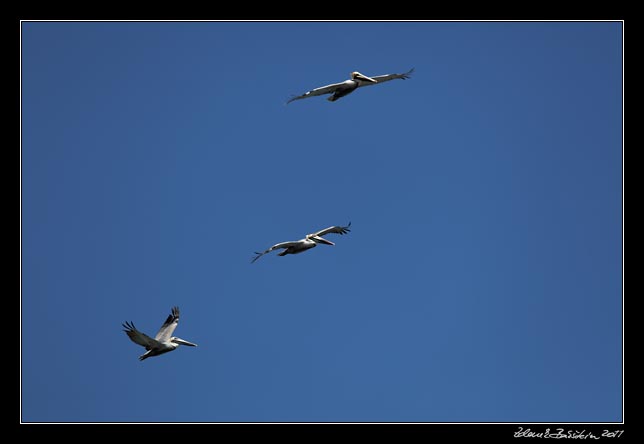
<box><xmin>21</xmin><ymin>21</ymin><xmax>622</xmax><ymax>423</ymax></box>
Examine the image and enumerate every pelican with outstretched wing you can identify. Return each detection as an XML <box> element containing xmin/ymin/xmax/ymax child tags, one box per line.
<box><xmin>286</xmin><ymin>69</ymin><xmax>414</xmax><ymax>104</ymax></box>
<box><xmin>123</xmin><ymin>306</ymin><xmax>197</xmax><ymax>361</ymax></box>
<box><xmin>252</xmin><ymin>222</ymin><xmax>352</xmax><ymax>263</ymax></box>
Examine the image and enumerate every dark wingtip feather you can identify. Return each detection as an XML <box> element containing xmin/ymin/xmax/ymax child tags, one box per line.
<box><xmin>123</xmin><ymin>321</ymin><xmax>136</xmax><ymax>332</ymax></box>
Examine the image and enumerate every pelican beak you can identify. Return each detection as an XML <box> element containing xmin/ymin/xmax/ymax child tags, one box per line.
<box><xmin>313</xmin><ymin>235</ymin><xmax>335</xmax><ymax>246</ymax></box>
<box><xmin>355</xmin><ymin>72</ymin><xmax>377</xmax><ymax>83</ymax></box>
<box><xmin>174</xmin><ymin>338</ymin><xmax>198</xmax><ymax>347</ymax></box>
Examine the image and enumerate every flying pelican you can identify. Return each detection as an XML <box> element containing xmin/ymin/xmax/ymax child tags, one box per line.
<box><xmin>286</xmin><ymin>68</ymin><xmax>414</xmax><ymax>104</ymax></box>
<box><xmin>252</xmin><ymin>222</ymin><xmax>352</xmax><ymax>263</ymax></box>
<box><xmin>122</xmin><ymin>306</ymin><xmax>197</xmax><ymax>361</ymax></box>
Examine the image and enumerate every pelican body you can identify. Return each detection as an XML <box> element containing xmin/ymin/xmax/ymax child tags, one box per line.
<box><xmin>287</xmin><ymin>69</ymin><xmax>414</xmax><ymax>104</ymax></box>
<box><xmin>123</xmin><ymin>306</ymin><xmax>197</xmax><ymax>361</ymax></box>
<box><xmin>252</xmin><ymin>222</ymin><xmax>351</xmax><ymax>263</ymax></box>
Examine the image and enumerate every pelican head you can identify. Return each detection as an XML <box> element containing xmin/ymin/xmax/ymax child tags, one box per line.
<box><xmin>351</xmin><ymin>71</ymin><xmax>377</xmax><ymax>83</ymax></box>
<box><xmin>171</xmin><ymin>337</ymin><xmax>198</xmax><ymax>347</ymax></box>
<box><xmin>307</xmin><ymin>234</ymin><xmax>335</xmax><ymax>246</ymax></box>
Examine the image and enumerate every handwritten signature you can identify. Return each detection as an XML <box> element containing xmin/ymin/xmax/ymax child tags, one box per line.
<box><xmin>514</xmin><ymin>427</ymin><xmax>624</xmax><ymax>439</ymax></box>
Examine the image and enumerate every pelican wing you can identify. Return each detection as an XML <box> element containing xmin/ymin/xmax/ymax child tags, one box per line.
<box><xmin>154</xmin><ymin>306</ymin><xmax>180</xmax><ymax>342</ymax></box>
<box><xmin>286</xmin><ymin>81</ymin><xmax>348</xmax><ymax>104</ymax></box>
<box><xmin>311</xmin><ymin>222</ymin><xmax>352</xmax><ymax>237</ymax></box>
<box><xmin>251</xmin><ymin>241</ymin><xmax>300</xmax><ymax>263</ymax></box>
<box><xmin>123</xmin><ymin>321</ymin><xmax>162</xmax><ymax>350</ymax></box>
<box><xmin>358</xmin><ymin>68</ymin><xmax>414</xmax><ymax>87</ymax></box>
